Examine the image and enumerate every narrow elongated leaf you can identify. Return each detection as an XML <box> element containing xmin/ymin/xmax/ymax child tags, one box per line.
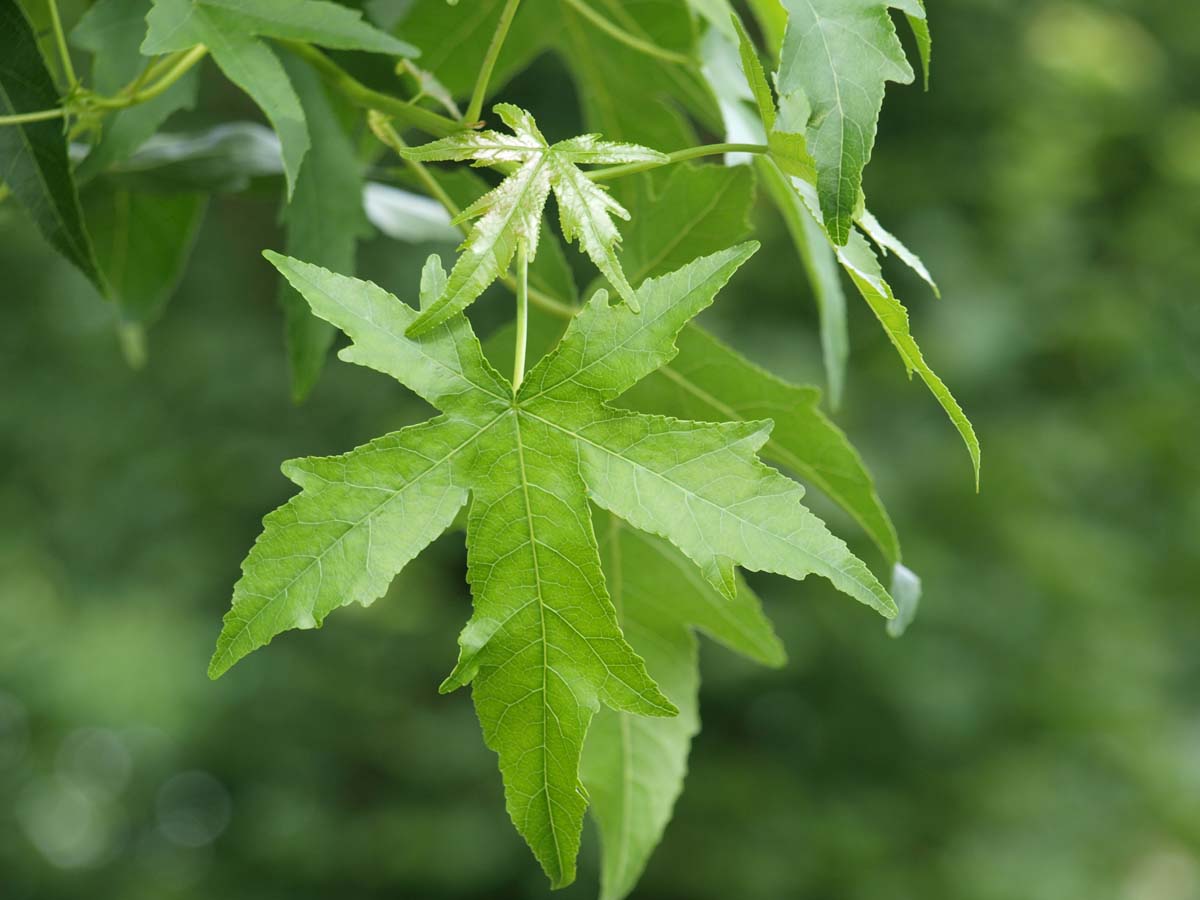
<box><xmin>72</xmin><ymin>0</ymin><xmax>198</xmax><ymax>181</ymax></box>
<box><xmin>836</xmin><ymin>225</ymin><xmax>980</xmax><ymax>487</ymax></box>
<box><xmin>858</xmin><ymin>207</ymin><xmax>939</xmax><ymax>297</ymax></box>
<box><xmin>229</xmin><ymin>244</ymin><xmax>893</xmax><ymax>888</ymax></box>
<box><xmin>583</xmin><ymin>510</ymin><xmax>784</xmax><ymax>900</ymax></box>
<box><xmin>399</xmin><ymin>104</ymin><xmax>664</xmax><ymax>334</ymax></box>
<box><xmin>0</xmin><ymin>0</ymin><xmax>104</xmax><ymax>291</ymax></box>
<box><xmin>277</xmin><ymin>55</ymin><xmax>371</xmax><ymax>401</ymax></box>
<box><xmin>776</xmin><ymin>0</ymin><xmax>919</xmax><ymax>244</ymax></box>
<box><xmin>757</xmin><ymin>158</ymin><xmax>849</xmax><ymax>407</ymax></box>
<box><xmin>904</xmin><ymin>0</ymin><xmax>932</xmax><ymax>89</ymax></box>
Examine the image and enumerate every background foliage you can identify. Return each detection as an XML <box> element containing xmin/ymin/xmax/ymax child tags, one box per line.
<box><xmin>2</xmin><ymin>0</ymin><xmax>1199</xmax><ymax>898</ymax></box>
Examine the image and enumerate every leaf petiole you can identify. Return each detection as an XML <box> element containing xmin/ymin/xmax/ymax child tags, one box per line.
<box><xmin>0</xmin><ymin>107</ymin><xmax>66</xmax><ymax>125</ymax></box>
<box><xmin>282</xmin><ymin>41</ymin><xmax>459</xmax><ymax>137</ymax></box>
<box><xmin>463</xmin><ymin>0</ymin><xmax>522</xmax><ymax>126</ymax></box>
<box><xmin>588</xmin><ymin>143</ymin><xmax>768</xmax><ymax>182</ymax></box>
<box><xmin>89</xmin><ymin>45</ymin><xmax>209</xmax><ymax>109</ymax></box>
<box><xmin>46</xmin><ymin>0</ymin><xmax>78</xmax><ymax>90</ymax></box>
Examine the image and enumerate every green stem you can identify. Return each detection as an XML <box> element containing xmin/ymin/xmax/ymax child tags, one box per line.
<box><xmin>91</xmin><ymin>46</ymin><xmax>209</xmax><ymax>108</ymax></box>
<box><xmin>589</xmin><ymin>143</ymin><xmax>768</xmax><ymax>181</ymax></box>
<box><xmin>282</xmin><ymin>41</ymin><xmax>459</xmax><ymax>137</ymax></box>
<box><xmin>464</xmin><ymin>0</ymin><xmax>522</xmax><ymax>125</ymax></box>
<box><xmin>512</xmin><ymin>242</ymin><xmax>529</xmax><ymax>391</ymax></box>
<box><xmin>46</xmin><ymin>0</ymin><xmax>78</xmax><ymax>90</ymax></box>
<box><xmin>563</xmin><ymin>0</ymin><xmax>694</xmax><ymax>67</ymax></box>
<box><xmin>0</xmin><ymin>107</ymin><xmax>67</xmax><ymax>125</ymax></box>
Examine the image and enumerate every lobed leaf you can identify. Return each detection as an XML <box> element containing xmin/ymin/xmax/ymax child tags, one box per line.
<box><xmin>229</xmin><ymin>246</ymin><xmax>895</xmax><ymax>888</ymax></box>
<box><xmin>776</xmin><ymin>0</ymin><xmax>919</xmax><ymax>244</ymax></box>
<box><xmin>400</xmin><ymin>104</ymin><xmax>665</xmax><ymax>335</ymax></box>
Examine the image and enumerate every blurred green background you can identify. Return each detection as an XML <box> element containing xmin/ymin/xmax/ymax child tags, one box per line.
<box><xmin>3</xmin><ymin>0</ymin><xmax>1200</xmax><ymax>898</ymax></box>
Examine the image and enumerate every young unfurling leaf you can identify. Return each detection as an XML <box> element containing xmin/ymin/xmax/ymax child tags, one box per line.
<box><xmin>215</xmin><ymin>244</ymin><xmax>894</xmax><ymax>886</ymax></box>
<box><xmin>398</xmin><ymin>103</ymin><xmax>666</xmax><ymax>335</ymax></box>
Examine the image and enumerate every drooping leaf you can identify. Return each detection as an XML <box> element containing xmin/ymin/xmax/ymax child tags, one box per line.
<box><xmin>398</xmin><ymin>104</ymin><xmax>665</xmax><ymax>334</ymax></box>
<box><xmin>904</xmin><ymin>0</ymin><xmax>932</xmax><ymax>89</ymax></box>
<box><xmin>276</xmin><ymin>54</ymin><xmax>371</xmax><ymax>402</ymax></box>
<box><xmin>104</xmin><ymin>122</ymin><xmax>286</xmax><ymax>192</ymax></box>
<box><xmin>582</xmin><ymin>509</ymin><xmax>784</xmax><ymax>900</ymax></box>
<box><xmin>0</xmin><ymin>0</ymin><xmax>105</xmax><ymax>291</ymax></box>
<box><xmin>787</xmin><ymin>177</ymin><xmax>979</xmax><ymax>486</ymax></box>
<box><xmin>758</xmin><ymin>157</ymin><xmax>849</xmax><ymax>407</ymax></box>
<box><xmin>625</xmin><ymin>325</ymin><xmax>900</xmax><ymax>564</ymax></box>
<box><xmin>222</xmin><ymin>244</ymin><xmax>894</xmax><ymax>887</ymax></box>
<box><xmin>776</xmin><ymin>0</ymin><xmax>921</xmax><ymax>244</ymax></box>
<box><xmin>80</xmin><ymin>182</ymin><xmax>206</xmax><ymax>323</ymax></box>
<box><xmin>857</xmin><ymin>207</ymin><xmax>939</xmax><ymax>297</ymax></box>
<box><xmin>142</xmin><ymin>0</ymin><xmax>414</xmax><ymax>195</ymax></box>
<box><xmin>71</xmin><ymin>0</ymin><xmax>199</xmax><ymax>182</ymax></box>
<box><xmin>886</xmin><ymin>561</ymin><xmax>921</xmax><ymax>637</ymax></box>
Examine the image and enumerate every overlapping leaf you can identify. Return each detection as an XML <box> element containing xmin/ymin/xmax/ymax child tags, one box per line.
<box><xmin>582</xmin><ymin>509</ymin><xmax>785</xmax><ymax>900</ymax></box>
<box><xmin>398</xmin><ymin>103</ymin><xmax>665</xmax><ymax>335</ymax></box>
<box><xmin>0</xmin><ymin>0</ymin><xmax>105</xmax><ymax>292</ymax></box>
<box><xmin>276</xmin><ymin>54</ymin><xmax>371</xmax><ymax>401</ymax></box>
<box><xmin>142</xmin><ymin>0</ymin><xmax>415</xmax><ymax>195</ymax></box>
<box><xmin>215</xmin><ymin>243</ymin><xmax>894</xmax><ymax>886</ymax></box>
<box><xmin>776</xmin><ymin>0</ymin><xmax>928</xmax><ymax>244</ymax></box>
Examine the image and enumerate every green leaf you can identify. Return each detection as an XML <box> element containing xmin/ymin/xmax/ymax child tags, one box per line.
<box><xmin>684</xmin><ymin>0</ymin><xmax>736</xmax><ymax>39</ymax></box>
<box><xmin>101</xmin><ymin>122</ymin><xmax>285</xmax><ymax>192</ymax></box>
<box><xmin>625</xmin><ymin>325</ymin><xmax>900</xmax><ymax>564</ymax></box>
<box><xmin>757</xmin><ymin>158</ymin><xmax>849</xmax><ymax>407</ymax></box>
<box><xmin>782</xmin><ymin>175</ymin><xmax>979</xmax><ymax>486</ymax></box>
<box><xmin>546</xmin><ymin>162</ymin><xmax>893</xmax><ymax>561</ymax></box>
<box><xmin>226</xmin><ymin>244</ymin><xmax>893</xmax><ymax>886</ymax></box>
<box><xmin>399</xmin><ymin>104</ymin><xmax>665</xmax><ymax>334</ymax></box>
<box><xmin>612</xmin><ymin>164</ymin><xmax>755</xmax><ymax>288</ymax></box>
<box><xmin>776</xmin><ymin>0</ymin><xmax>919</xmax><ymax>244</ymax></box>
<box><xmin>583</xmin><ymin>510</ymin><xmax>784</xmax><ymax>900</ymax></box>
<box><xmin>0</xmin><ymin>0</ymin><xmax>105</xmax><ymax>292</ymax></box>
<box><xmin>143</xmin><ymin>0</ymin><xmax>417</xmax><ymax>56</ymax></box>
<box><xmin>838</xmin><ymin>225</ymin><xmax>979</xmax><ymax>486</ymax></box>
<box><xmin>142</xmin><ymin>0</ymin><xmax>413</xmax><ymax>196</ymax></box>
<box><xmin>71</xmin><ymin>0</ymin><xmax>199</xmax><ymax>182</ymax></box>
<box><xmin>857</xmin><ymin>206</ymin><xmax>939</xmax><ymax>297</ymax></box>
<box><xmin>903</xmin><ymin>0</ymin><xmax>932</xmax><ymax>90</ymax></box>
<box><xmin>277</xmin><ymin>54</ymin><xmax>371</xmax><ymax>402</ymax></box>
<box><xmin>80</xmin><ymin>182</ymin><xmax>206</xmax><ymax>323</ymax></box>
<box><xmin>429</xmin><ymin>167</ymin><xmax>578</xmax><ymax>306</ymax></box>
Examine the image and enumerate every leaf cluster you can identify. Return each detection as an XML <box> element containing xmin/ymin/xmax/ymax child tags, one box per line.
<box><xmin>0</xmin><ymin>0</ymin><xmax>978</xmax><ymax>894</ymax></box>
